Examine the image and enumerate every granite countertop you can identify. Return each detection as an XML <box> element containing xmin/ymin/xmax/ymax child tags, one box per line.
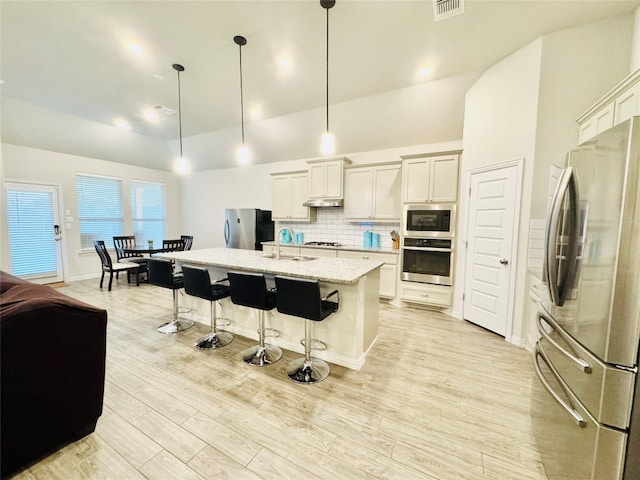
<box><xmin>261</xmin><ymin>241</ymin><xmax>400</xmax><ymax>255</ymax></box>
<box><xmin>155</xmin><ymin>248</ymin><xmax>383</xmax><ymax>284</ymax></box>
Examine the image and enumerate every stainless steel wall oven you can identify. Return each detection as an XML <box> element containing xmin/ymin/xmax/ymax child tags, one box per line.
<box><xmin>401</xmin><ymin>237</ymin><xmax>454</xmax><ymax>286</ymax></box>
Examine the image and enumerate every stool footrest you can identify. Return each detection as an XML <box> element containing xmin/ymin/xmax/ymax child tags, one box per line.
<box><xmin>262</xmin><ymin>327</ymin><xmax>280</xmax><ymax>339</ymax></box>
<box><xmin>300</xmin><ymin>338</ymin><xmax>327</xmax><ymax>351</ymax></box>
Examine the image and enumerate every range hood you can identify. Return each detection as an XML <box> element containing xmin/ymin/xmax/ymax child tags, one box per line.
<box><xmin>303</xmin><ymin>198</ymin><xmax>343</xmax><ymax>207</ymax></box>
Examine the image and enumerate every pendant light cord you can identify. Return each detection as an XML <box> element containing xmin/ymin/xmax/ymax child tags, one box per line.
<box><xmin>325</xmin><ymin>5</ymin><xmax>330</xmax><ymax>134</ymax></box>
<box><xmin>239</xmin><ymin>42</ymin><xmax>245</xmax><ymax>145</ymax></box>
<box><xmin>177</xmin><ymin>70</ymin><xmax>183</xmax><ymax>158</ymax></box>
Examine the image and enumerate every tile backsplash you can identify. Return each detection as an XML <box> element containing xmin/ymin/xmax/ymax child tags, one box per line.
<box><xmin>276</xmin><ymin>208</ymin><xmax>400</xmax><ymax>249</ymax></box>
<box><xmin>528</xmin><ymin>219</ymin><xmax>545</xmax><ymax>270</ymax></box>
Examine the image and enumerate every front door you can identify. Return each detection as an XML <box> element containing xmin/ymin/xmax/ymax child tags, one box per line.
<box><xmin>463</xmin><ymin>161</ymin><xmax>521</xmax><ymax>336</ymax></box>
<box><xmin>5</xmin><ymin>182</ymin><xmax>64</xmax><ymax>284</ymax></box>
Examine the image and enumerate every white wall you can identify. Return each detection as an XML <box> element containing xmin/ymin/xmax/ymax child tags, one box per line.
<box><xmin>1</xmin><ymin>143</ymin><xmax>182</xmax><ymax>281</ymax></box>
<box><xmin>631</xmin><ymin>6</ymin><xmax>640</xmax><ymax>71</ymax></box>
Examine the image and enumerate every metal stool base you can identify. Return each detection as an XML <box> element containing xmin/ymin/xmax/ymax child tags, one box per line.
<box><xmin>195</xmin><ymin>331</ymin><xmax>233</xmax><ymax>349</ymax></box>
<box><xmin>287</xmin><ymin>357</ymin><xmax>330</xmax><ymax>384</ymax></box>
<box><xmin>157</xmin><ymin>319</ymin><xmax>194</xmax><ymax>334</ymax></box>
<box><xmin>242</xmin><ymin>345</ymin><xmax>282</xmax><ymax>367</ymax></box>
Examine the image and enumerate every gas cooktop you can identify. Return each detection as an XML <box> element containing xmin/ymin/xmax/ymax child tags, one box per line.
<box><xmin>303</xmin><ymin>241</ymin><xmax>342</xmax><ymax>247</ymax></box>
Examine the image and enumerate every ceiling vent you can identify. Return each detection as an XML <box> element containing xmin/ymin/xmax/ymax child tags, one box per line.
<box><xmin>152</xmin><ymin>104</ymin><xmax>177</xmax><ymax>116</ymax></box>
<box><xmin>433</xmin><ymin>0</ymin><xmax>464</xmax><ymax>21</ymax></box>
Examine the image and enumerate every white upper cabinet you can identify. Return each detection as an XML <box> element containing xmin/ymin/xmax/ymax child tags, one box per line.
<box><xmin>307</xmin><ymin>157</ymin><xmax>351</xmax><ymax>199</ymax></box>
<box><xmin>271</xmin><ymin>171</ymin><xmax>316</xmax><ymax>221</ymax></box>
<box><xmin>577</xmin><ymin>67</ymin><xmax>640</xmax><ymax>144</ymax></box>
<box><xmin>401</xmin><ymin>153</ymin><xmax>460</xmax><ymax>203</ymax></box>
<box><xmin>344</xmin><ymin>162</ymin><xmax>401</xmax><ymax>221</ymax></box>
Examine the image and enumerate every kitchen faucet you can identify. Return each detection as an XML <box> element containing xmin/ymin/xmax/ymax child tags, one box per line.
<box><xmin>276</xmin><ymin>227</ymin><xmax>294</xmax><ymax>260</ymax></box>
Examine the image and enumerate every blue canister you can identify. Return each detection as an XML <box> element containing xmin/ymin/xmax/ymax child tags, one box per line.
<box><xmin>363</xmin><ymin>231</ymin><xmax>372</xmax><ymax>248</ymax></box>
<box><xmin>372</xmin><ymin>233</ymin><xmax>380</xmax><ymax>249</ymax></box>
<box><xmin>280</xmin><ymin>229</ymin><xmax>291</xmax><ymax>243</ymax></box>
<box><xmin>295</xmin><ymin>232</ymin><xmax>304</xmax><ymax>245</ymax></box>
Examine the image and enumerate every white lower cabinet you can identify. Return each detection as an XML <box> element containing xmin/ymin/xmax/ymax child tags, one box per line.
<box><xmin>399</xmin><ymin>281</ymin><xmax>452</xmax><ymax>307</ymax></box>
<box><xmin>300</xmin><ymin>247</ymin><xmax>337</xmax><ymax>258</ymax></box>
<box><xmin>337</xmin><ymin>250</ymin><xmax>398</xmax><ymax>298</ymax></box>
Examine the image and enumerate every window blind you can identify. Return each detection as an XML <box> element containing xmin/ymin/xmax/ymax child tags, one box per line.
<box><xmin>131</xmin><ymin>180</ymin><xmax>166</xmax><ymax>244</ymax></box>
<box><xmin>76</xmin><ymin>174</ymin><xmax>124</xmax><ymax>249</ymax></box>
<box><xmin>5</xmin><ymin>189</ymin><xmax>58</xmax><ymax>276</ymax></box>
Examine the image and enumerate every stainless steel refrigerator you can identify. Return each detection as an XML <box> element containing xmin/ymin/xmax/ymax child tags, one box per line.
<box><xmin>224</xmin><ymin>208</ymin><xmax>274</xmax><ymax>251</ymax></box>
<box><xmin>531</xmin><ymin>117</ymin><xmax>640</xmax><ymax>479</ymax></box>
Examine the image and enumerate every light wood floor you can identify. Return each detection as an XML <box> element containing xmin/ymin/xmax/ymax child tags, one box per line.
<box><xmin>14</xmin><ymin>278</ymin><xmax>548</xmax><ymax>480</ymax></box>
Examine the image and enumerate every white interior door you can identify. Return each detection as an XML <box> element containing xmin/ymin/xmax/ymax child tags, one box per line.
<box><xmin>463</xmin><ymin>162</ymin><xmax>521</xmax><ymax>336</ymax></box>
<box><xmin>5</xmin><ymin>182</ymin><xmax>64</xmax><ymax>284</ymax></box>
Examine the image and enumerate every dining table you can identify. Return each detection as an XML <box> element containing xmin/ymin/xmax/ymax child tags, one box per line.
<box><xmin>122</xmin><ymin>245</ymin><xmax>170</xmax><ymax>256</ymax></box>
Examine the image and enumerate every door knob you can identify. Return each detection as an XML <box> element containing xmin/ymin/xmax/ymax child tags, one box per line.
<box><xmin>499</xmin><ymin>258</ymin><xmax>509</xmax><ymax>265</ymax></box>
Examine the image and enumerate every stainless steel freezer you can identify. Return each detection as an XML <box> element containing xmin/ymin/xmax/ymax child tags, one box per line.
<box><xmin>224</xmin><ymin>208</ymin><xmax>274</xmax><ymax>251</ymax></box>
<box><xmin>531</xmin><ymin>117</ymin><xmax>640</xmax><ymax>479</ymax></box>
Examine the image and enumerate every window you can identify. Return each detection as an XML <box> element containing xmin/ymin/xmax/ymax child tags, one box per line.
<box><xmin>131</xmin><ymin>180</ymin><xmax>166</xmax><ymax>244</ymax></box>
<box><xmin>5</xmin><ymin>184</ymin><xmax>59</xmax><ymax>277</ymax></box>
<box><xmin>76</xmin><ymin>174</ymin><xmax>123</xmax><ymax>249</ymax></box>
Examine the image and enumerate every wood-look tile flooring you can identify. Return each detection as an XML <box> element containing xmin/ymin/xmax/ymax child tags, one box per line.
<box><xmin>14</xmin><ymin>278</ymin><xmax>548</xmax><ymax>479</ymax></box>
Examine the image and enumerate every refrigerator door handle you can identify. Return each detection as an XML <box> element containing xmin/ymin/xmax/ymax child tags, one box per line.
<box><xmin>224</xmin><ymin>219</ymin><xmax>230</xmax><ymax>245</ymax></box>
<box><xmin>533</xmin><ymin>342</ymin><xmax>587</xmax><ymax>428</ymax></box>
<box><xmin>537</xmin><ymin>312</ymin><xmax>592</xmax><ymax>373</ymax></box>
<box><xmin>544</xmin><ymin>166</ymin><xmax>580</xmax><ymax>306</ymax></box>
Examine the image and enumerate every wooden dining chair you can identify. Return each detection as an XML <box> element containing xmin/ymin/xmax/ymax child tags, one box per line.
<box><xmin>162</xmin><ymin>239</ymin><xmax>186</xmax><ymax>252</ymax></box>
<box><xmin>113</xmin><ymin>235</ymin><xmax>148</xmax><ymax>280</ymax></box>
<box><xmin>180</xmin><ymin>235</ymin><xmax>193</xmax><ymax>251</ymax></box>
<box><xmin>93</xmin><ymin>240</ymin><xmax>140</xmax><ymax>291</ymax></box>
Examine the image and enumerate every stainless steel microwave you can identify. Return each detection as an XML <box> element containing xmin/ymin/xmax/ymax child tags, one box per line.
<box><xmin>402</xmin><ymin>204</ymin><xmax>456</xmax><ymax>238</ymax></box>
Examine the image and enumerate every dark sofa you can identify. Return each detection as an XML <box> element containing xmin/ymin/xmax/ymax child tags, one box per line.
<box><xmin>0</xmin><ymin>271</ymin><xmax>107</xmax><ymax>478</ymax></box>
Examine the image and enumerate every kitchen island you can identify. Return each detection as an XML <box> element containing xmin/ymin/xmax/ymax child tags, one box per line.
<box><xmin>156</xmin><ymin>248</ymin><xmax>382</xmax><ymax>370</ymax></box>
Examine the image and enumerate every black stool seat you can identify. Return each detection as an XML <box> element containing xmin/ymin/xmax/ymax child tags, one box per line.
<box><xmin>228</xmin><ymin>271</ymin><xmax>282</xmax><ymax>366</ymax></box>
<box><xmin>275</xmin><ymin>275</ymin><xmax>339</xmax><ymax>384</ymax></box>
<box><xmin>182</xmin><ymin>265</ymin><xmax>233</xmax><ymax>350</ymax></box>
<box><xmin>148</xmin><ymin>258</ymin><xmax>193</xmax><ymax>334</ymax></box>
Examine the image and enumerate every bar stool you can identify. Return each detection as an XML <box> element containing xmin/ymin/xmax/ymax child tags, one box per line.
<box><xmin>148</xmin><ymin>258</ymin><xmax>194</xmax><ymax>334</ymax></box>
<box><xmin>227</xmin><ymin>271</ymin><xmax>282</xmax><ymax>366</ymax></box>
<box><xmin>182</xmin><ymin>265</ymin><xmax>233</xmax><ymax>350</ymax></box>
<box><xmin>274</xmin><ymin>275</ymin><xmax>339</xmax><ymax>384</ymax></box>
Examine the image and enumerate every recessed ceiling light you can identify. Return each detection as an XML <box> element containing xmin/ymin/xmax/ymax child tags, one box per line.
<box><xmin>127</xmin><ymin>41</ymin><xmax>145</xmax><ymax>56</ymax></box>
<box><xmin>417</xmin><ymin>66</ymin><xmax>432</xmax><ymax>79</ymax></box>
<box><xmin>143</xmin><ymin>110</ymin><xmax>161</xmax><ymax>122</ymax></box>
<box><xmin>277</xmin><ymin>57</ymin><xmax>293</xmax><ymax>75</ymax></box>
<box><xmin>152</xmin><ymin>73</ymin><xmax>164</xmax><ymax>81</ymax></box>
<box><xmin>249</xmin><ymin>106</ymin><xmax>262</xmax><ymax>121</ymax></box>
<box><xmin>113</xmin><ymin>118</ymin><xmax>131</xmax><ymax>130</ymax></box>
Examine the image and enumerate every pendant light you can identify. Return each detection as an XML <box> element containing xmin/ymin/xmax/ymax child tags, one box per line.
<box><xmin>320</xmin><ymin>0</ymin><xmax>336</xmax><ymax>155</ymax></box>
<box><xmin>172</xmin><ymin>63</ymin><xmax>190</xmax><ymax>175</ymax></box>
<box><xmin>234</xmin><ymin>35</ymin><xmax>251</xmax><ymax>165</ymax></box>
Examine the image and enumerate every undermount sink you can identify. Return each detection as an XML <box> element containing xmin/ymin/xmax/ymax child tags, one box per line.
<box><xmin>262</xmin><ymin>253</ymin><xmax>318</xmax><ymax>261</ymax></box>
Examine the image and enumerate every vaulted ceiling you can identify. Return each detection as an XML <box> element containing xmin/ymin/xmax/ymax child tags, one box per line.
<box><xmin>2</xmin><ymin>1</ymin><xmax>638</xmax><ymax>171</ymax></box>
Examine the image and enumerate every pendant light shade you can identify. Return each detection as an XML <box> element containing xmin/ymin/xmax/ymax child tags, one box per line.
<box><xmin>172</xmin><ymin>63</ymin><xmax>190</xmax><ymax>175</ymax></box>
<box><xmin>234</xmin><ymin>35</ymin><xmax>251</xmax><ymax>165</ymax></box>
<box><xmin>320</xmin><ymin>0</ymin><xmax>336</xmax><ymax>155</ymax></box>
